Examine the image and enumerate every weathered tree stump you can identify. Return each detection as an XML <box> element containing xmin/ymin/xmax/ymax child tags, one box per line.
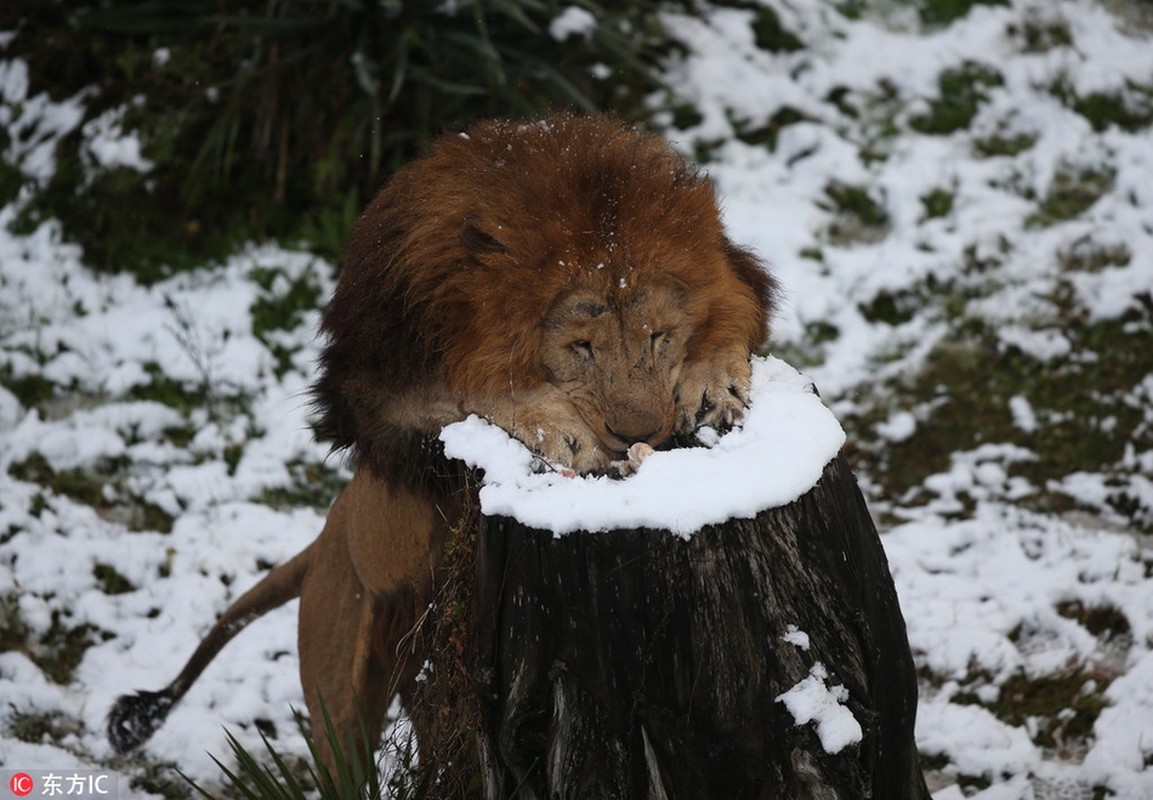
<box><xmin>468</xmin><ymin>453</ymin><xmax>930</xmax><ymax>800</ymax></box>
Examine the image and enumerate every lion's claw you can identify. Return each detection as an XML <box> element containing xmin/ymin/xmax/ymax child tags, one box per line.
<box><xmin>675</xmin><ymin>356</ymin><xmax>753</xmax><ymax>435</ymax></box>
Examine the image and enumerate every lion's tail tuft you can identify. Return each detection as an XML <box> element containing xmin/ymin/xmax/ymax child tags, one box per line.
<box><xmin>107</xmin><ymin>687</ymin><xmax>179</xmax><ymax>753</ymax></box>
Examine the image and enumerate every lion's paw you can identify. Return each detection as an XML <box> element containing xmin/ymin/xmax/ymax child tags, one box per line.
<box><xmin>522</xmin><ymin>421</ymin><xmax>614</xmax><ymax>476</ymax></box>
<box><xmin>674</xmin><ymin>355</ymin><xmax>753</xmax><ymax>435</ymax></box>
<box><xmin>478</xmin><ymin>394</ymin><xmax>613</xmax><ymax>475</ymax></box>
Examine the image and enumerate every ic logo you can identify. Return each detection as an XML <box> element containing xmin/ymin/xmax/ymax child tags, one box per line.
<box><xmin>9</xmin><ymin>773</ymin><xmax>35</xmax><ymax>797</ymax></box>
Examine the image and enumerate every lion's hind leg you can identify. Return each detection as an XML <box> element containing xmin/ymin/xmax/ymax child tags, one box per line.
<box><xmin>299</xmin><ymin>583</ymin><xmax>425</xmax><ymax>780</ymax></box>
<box><xmin>297</xmin><ymin>472</ymin><xmax>432</xmax><ymax>777</ymax></box>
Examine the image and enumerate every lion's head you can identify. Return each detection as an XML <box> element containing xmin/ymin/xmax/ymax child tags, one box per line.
<box><xmin>314</xmin><ymin>114</ymin><xmax>777</xmax><ymax>478</ymax></box>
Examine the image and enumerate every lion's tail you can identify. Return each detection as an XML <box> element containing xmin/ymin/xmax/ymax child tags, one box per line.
<box><xmin>107</xmin><ymin>542</ymin><xmax>313</xmax><ymax>754</ymax></box>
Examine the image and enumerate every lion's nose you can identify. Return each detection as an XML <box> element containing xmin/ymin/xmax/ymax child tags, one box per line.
<box><xmin>607</xmin><ymin>412</ymin><xmax>669</xmax><ymax>449</ymax></box>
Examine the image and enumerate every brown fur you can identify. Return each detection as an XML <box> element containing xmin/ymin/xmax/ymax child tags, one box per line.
<box><xmin>108</xmin><ymin>114</ymin><xmax>776</xmax><ymax>773</ymax></box>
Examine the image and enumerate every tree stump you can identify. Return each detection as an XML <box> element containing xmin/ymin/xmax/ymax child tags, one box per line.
<box><xmin>468</xmin><ymin>453</ymin><xmax>930</xmax><ymax>800</ymax></box>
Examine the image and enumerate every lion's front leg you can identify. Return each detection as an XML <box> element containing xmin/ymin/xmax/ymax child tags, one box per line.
<box><xmin>469</xmin><ymin>387</ymin><xmax>614</xmax><ymax>475</ymax></box>
<box><xmin>674</xmin><ymin>350</ymin><xmax>753</xmax><ymax>435</ymax></box>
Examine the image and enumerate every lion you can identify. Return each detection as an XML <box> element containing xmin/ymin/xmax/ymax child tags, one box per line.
<box><xmin>107</xmin><ymin>114</ymin><xmax>777</xmax><ymax>773</ymax></box>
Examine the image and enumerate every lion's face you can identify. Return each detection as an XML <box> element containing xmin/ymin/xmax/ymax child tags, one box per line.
<box><xmin>538</xmin><ymin>282</ymin><xmax>691</xmax><ymax>455</ymax></box>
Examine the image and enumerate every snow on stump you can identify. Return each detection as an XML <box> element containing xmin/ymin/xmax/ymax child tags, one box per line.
<box><xmin>438</xmin><ymin>357</ymin><xmax>931</xmax><ymax>799</ymax></box>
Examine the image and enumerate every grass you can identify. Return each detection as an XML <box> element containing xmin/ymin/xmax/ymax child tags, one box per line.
<box><xmin>249</xmin><ymin>265</ymin><xmax>325</xmax><ymax>377</ymax></box>
<box><xmin>822</xmin><ymin>180</ymin><xmax>891</xmax><ymax>244</ymax></box>
<box><xmin>1008</xmin><ymin>10</ymin><xmax>1073</xmax><ymax>53</ymax></box>
<box><xmin>8</xmin><ymin>452</ymin><xmax>176</xmax><ymax>534</ymax></box>
<box><xmin>1027</xmin><ymin>163</ymin><xmax>1116</xmax><ymax>227</ymax></box>
<box><xmin>734</xmin><ymin>106</ymin><xmax>810</xmax><ymax>151</ymax></box>
<box><xmin>916</xmin><ymin>608</ymin><xmax>1123</xmax><ymax>794</ymax></box>
<box><xmin>910</xmin><ymin>61</ymin><xmax>1004</xmax><ymax>135</ymax></box>
<box><xmin>1058</xmin><ymin>237</ymin><xmax>1132</xmax><ymax>273</ymax></box>
<box><xmin>748</xmin><ymin>4</ymin><xmax>804</xmax><ymax>52</ymax></box>
<box><xmin>826</xmin><ymin>78</ymin><xmax>904</xmax><ymax>163</ymax></box>
<box><xmin>1050</xmin><ymin>75</ymin><xmax>1153</xmax><ymax>133</ymax></box>
<box><xmin>6</xmin><ymin>608</ymin><xmax>115</xmax><ymax>685</ymax></box>
<box><xmin>842</xmin><ymin>299</ymin><xmax>1153</xmax><ymax>531</ymax></box>
<box><xmin>916</xmin><ymin>0</ymin><xmax>1009</xmax><ymax>28</ymax></box>
<box><xmin>973</xmin><ymin>130</ymin><xmax>1037</xmax><ymax>158</ymax></box>
<box><xmin>256</xmin><ymin>461</ymin><xmax>348</xmax><ymax>511</ymax></box>
<box><xmin>919</xmin><ymin>187</ymin><xmax>955</xmax><ymax>221</ymax></box>
<box><xmin>8</xmin><ymin>710</ymin><xmax>85</xmax><ymax>744</ymax></box>
<box><xmin>0</xmin><ymin>367</ymin><xmax>56</xmax><ymax>409</ymax></box>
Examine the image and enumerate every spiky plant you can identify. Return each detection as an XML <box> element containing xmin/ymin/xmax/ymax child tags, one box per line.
<box><xmin>185</xmin><ymin>706</ymin><xmax>435</xmax><ymax>800</ymax></box>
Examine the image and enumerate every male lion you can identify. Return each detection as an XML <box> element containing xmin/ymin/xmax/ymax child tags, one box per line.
<box><xmin>108</xmin><ymin>114</ymin><xmax>777</xmax><ymax>772</ymax></box>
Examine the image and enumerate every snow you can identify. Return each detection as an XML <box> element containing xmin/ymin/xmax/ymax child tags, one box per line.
<box><xmin>440</xmin><ymin>356</ymin><xmax>844</xmax><ymax>537</ymax></box>
<box><xmin>3</xmin><ymin>1</ymin><xmax>1153</xmax><ymax>797</ymax></box>
<box><xmin>549</xmin><ymin>6</ymin><xmax>597</xmax><ymax>41</ymax></box>
<box><xmin>82</xmin><ymin>108</ymin><xmax>154</xmax><ymax>173</ymax></box>
<box><xmin>775</xmin><ymin>625</ymin><xmax>864</xmax><ymax>755</ymax></box>
<box><xmin>775</xmin><ymin>663</ymin><xmax>864</xmax><ymax>755</ymax></box>
<box><xmin>782</xmin><ymin>625</ymin><xmax>811</xmax><ymax>651</ymax></box>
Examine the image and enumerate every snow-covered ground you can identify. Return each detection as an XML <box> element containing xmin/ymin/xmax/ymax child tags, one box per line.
<box><xmin>3</xmin><ymin>1</ymin><xmax>1152</xmax><ymax>798</ymax></box>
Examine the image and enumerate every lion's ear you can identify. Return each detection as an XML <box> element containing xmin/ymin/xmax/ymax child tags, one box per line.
<box><xmin>723</xmin><ymin>239</ymin><xmax>779</xmax><ymax>321</ymax></box>
<box><xmin>461</xmin><ymin>223</ymin><xmax>507</xmax><ymax>257</ymax></box>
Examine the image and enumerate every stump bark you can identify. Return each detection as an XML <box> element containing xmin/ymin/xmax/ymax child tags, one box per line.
<box><xmin>469</xmin><ymin>453</ymin><xmax>930</xmax><ymax>800</ymax></box>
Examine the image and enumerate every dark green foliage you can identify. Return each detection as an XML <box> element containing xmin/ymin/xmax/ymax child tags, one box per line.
<box><xmin>910</xmin><ymin>61</ymin><xmax>1003</xmax><ymax>135</ymax></box>
<box><xmin>37</xmin><ymin>613</ymin><xmax>114</xmax><ymax>684</ymax></box>
<box><xmin>735</xmin><ymin>105</ymin><xmax>809</xmax><ymax>150</ymax></box>
<box><xmin>710</xmin><ymin>0</ymin><xmax>803</xmax><ymax>52</ymax></box>
<box><xmin>1049</xmin><ymin>75</ymin><xmax>1153</xmax><ymax>133</ymax></box>
<box><xmin>916</xmin><ymin>0</ymin><xmax>1008</xmax><ymax>28</ymax></box>
<box><xmin>256</xmin><ymin>460</ymin><xmax>348</xmax><ymax>509</ymax></box>
<box><xmin>1007</xmin><ymin>9</ymin><xmax>1073</xmax><ymax>52</ymax></box>
<box><xmin>1070</xmin><ymin>86</ymin><xmax>1153</xmax><ymax>133</ymax></box>
<box><xmin>185</xmin><ymin>706</ymin><xmax>438</xmax><ymax>800</ymax></box>
<box><xmin>749</xmin><ymin>5</ymin><xmax>803</xmax><ymax>52</ymax></box>
<box><xmin>94</xmin><ymin>562</ymin><xmax>136</xmax><ymax>595</ymax></box>
<box><xmin>1027</xmin><ymin>164</ymin><xmax>1115</xmax><ymax>228</ymax></box>
<box><xmin>919</xmin><ymin>187</ymin><xmax>954</xmax><ymax>221</ymax></box>
<box><xmin>1</xmin><ymin>0</ymin><xmax>685</xmax><ymax>278</ymax></box>
<box><xmin>824</xmin><ymin>79</ymin><xmax>904</xmax><ymax>163</ymax></box>
<box><xmin>823</xmin><ymin>180</ymin><xmax>890</xmax><ymax>244</ymax></box>
<box><xmin>8</xmin><ymin>710</ymin><xmax>85</xmax><ymax>744</ymax></box>
<box><xmin>249</xmin><ymin>266</ymin><xmax>323</xmax><ymax>340</ymax></box>
<box><xmin>859</xmin><ymin>289</ymin><xmax>921</xmax><ymax>326</ymax></box>
<box><xmin>991</xmin><ymin>668</ymin><xmax>1110</xmax><ymax>753</ymax></box>
<box><xmin>0</xmin><ymin>144</ymin><xmax>24</xmax><ymax>208</ymax></box>
<box><xmin>0</xmin><ymin>367</ymin><xmax>56</xmax><ymax>409</ymax></box>
<box><xmin>1058</xmin><ymin>237</ymin><xmax>1131</xmax><ymax>273</ymax></box>
<box><xmin>824</xmin><ymin>182</ymin><xmax>888</xmax><ymax>226</ymax></box>
<box><xmin>824</xmin><ymin>0</ymin><xmax>1008</xmax><ymax>27</ymax></box>
<box><xmin>0</xmin><ymin>594</ymin><xmax>30</xmax><ymax>655</ymax></box>
<box><xmin>249</xmin><ymin>264</ymin><xmax>324</xmax><ymax>374</ymax></box>
<box><xmin>8</xmin><ymin>451</ymin><xmax>176</xmax><ymax>533</ymax></box>
<box><xmin>972</xmin><ymin>131</ymin><xmax>1036</xmax><ymax>158</ymax></box>
<box><xmin>834</xmin><ymin>1</ymin><xmax>868</xmax><ymax>21</ymax></box>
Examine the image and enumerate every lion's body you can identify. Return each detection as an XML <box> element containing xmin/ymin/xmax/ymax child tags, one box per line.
<box><xmin>108</xmin><ymin>114</ymin><xmax>776</xmax><ymax>772</ymax></box>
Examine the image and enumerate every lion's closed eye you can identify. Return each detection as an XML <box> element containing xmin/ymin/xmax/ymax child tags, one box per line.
<box><xmin>572</xmin><ymin>340</ymin><xmax>595</xmax><ymax>360</ymax></box>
